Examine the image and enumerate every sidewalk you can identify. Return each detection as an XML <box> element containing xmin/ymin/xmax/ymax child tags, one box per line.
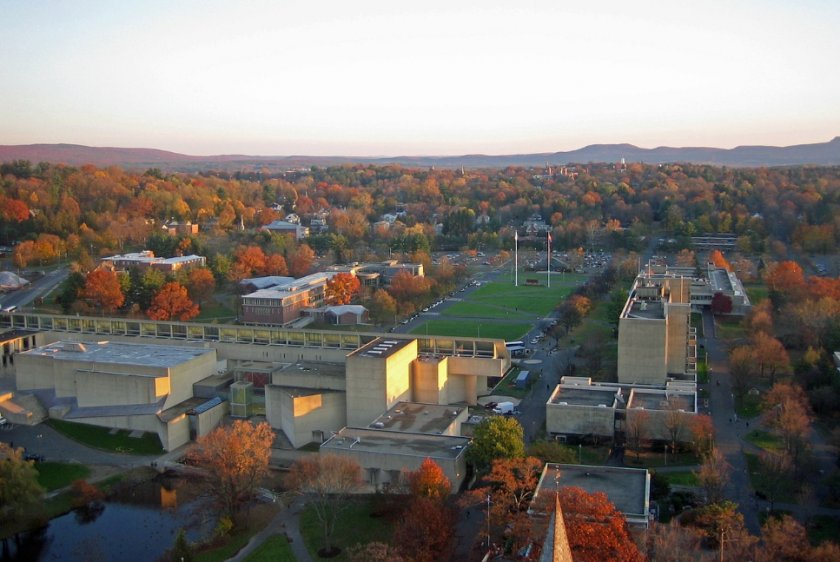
<box><xmin>226</xmin><ymin>496</ymin><xmax>313</xmax><ymax>562</ymax></box>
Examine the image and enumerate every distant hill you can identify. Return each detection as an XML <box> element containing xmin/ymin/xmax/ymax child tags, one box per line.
<box><xmin>2</xmin><ymin>138</ymin><xmax>840</xmax><ymax>170</ymax></box>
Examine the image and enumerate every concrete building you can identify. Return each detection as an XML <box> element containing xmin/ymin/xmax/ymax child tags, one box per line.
<box><xmin>327</xmin><ymin>260</ymin><xmax>425</xmax><ymax>287</ymax></box>
<box><xmin>320</xmin><ymin>426</ymin><xmax>470</xmax><ymax>492</ymax></box>
<box><xmin>546</xmin><ymin>378</ymin><xmax>621</xmax><ymax>440</ymax></box>
<box><xmin>625</xmin><ymin>387</ymin><xmax>697</xmax><ymax>443</ymax></box>
<box><xmin>101</xmin><ymin>251</ymin><xmax>206</xmax><ymax>273</ymax></box>
<box><xmin>240</xmin><ymin>272</ymin><xmax>337</xmax><ymax>325</ymax></box>
<box><xmin>14</xmin><ymin>340</ymin><xmax>223</xmax><ymax>451</ymax></box>
<box><xmin>368</xmin><ymin>402</ymin><xmax>468</xmax><ymax>436</ymax></box>
<box><xmin>533</xmin><ymin>463</ymin><xmax>651</xmax><ymax>527</ymax></box>
<box><xmin>617</xmin><ymin>276</ymin><xmax>693</xmax><ymax>385</ymax></box>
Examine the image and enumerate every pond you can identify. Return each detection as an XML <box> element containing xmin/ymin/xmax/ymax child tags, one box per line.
<box><xmin>1</xmin><ymin>476</ymin><xmax>216</xmax><ymax>562</ymax></box>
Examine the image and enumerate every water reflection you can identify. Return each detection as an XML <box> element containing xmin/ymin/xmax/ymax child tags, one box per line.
<box><xmin>1</xmin><ymin>477</ymin><xmax>215</xmax><ymax>562</ymax></box>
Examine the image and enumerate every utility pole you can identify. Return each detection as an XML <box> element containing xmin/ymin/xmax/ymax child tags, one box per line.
<box><xmin>486</xmin><ymin>493</ymin><xmax>491</xmax><ymax>549</ymax></box>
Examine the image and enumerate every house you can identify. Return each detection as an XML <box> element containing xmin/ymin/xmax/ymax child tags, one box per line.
<box><xmin>163</xmin><ymin>220</ymin><xmax>199</xmax><ymax>236</ymax></box>
<box><xmin>261</xmin><ymin>219</ymin><xmax>309</xmax><ymax>240</ymax></box>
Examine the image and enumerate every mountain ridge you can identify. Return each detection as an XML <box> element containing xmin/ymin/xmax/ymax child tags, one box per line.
<box><xmin>1</xmin><ymin>138</ymin><xmax>839</xmax><ymax>170</ymax></box>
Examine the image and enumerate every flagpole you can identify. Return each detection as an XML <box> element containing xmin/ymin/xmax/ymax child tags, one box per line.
<box><xmin>514</xmin><ymin>231</ymin><xmax>519</xmax><ymax>287</ymax></box>
<box><xmin>547</xmin><ymin>231</ymin><xmax>551</xmax><ymax>288</ymax></box>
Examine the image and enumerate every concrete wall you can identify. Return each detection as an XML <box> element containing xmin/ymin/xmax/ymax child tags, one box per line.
<box><xmin>345</xmin><ymin>341</ymin><xmax>416</xmax><ymax>427</ymax></box>
<box><xmin>324</xmin><ymin>448</ymin><xmax>467</xmax><ymax>492</ymax></box>
<box><xmin>270</xmin><ymin>371</ymin><xmax>346</xmax><ymax>391</ymax></box>
<box><xmin>75</xmin><ymin>371</ymin><xmax>162</xmax><ymax>407</ymax></box>
<box><xmin>625</xmin><ymin>407</ymin><xmax>695</xmax><ymax>443</ymax></box>
<box><xmin>665</xmin><ymin>303</ymin><xmax>690</xmax><ymax>375</ymax></box>
<box><xmin>192</xmin><ymin>400</ymin><xmax>229</xmax><ymax>438</ymax></box>
<box><xmin>617</xmin><ymin>317</ymin><xmax>667</xmax><ymax>384</ymax></box>
<box><xmin>164</xmin><ymin>351</ymin><xmax>219</xmax><ymax>409</ymax></box>
<box><xmin>265</xmin><ymin>385</ymin><xmax>347</xmax><ymax>448</ymax></box>
<box><xmin>413</xmin><ymin>357</ymin><xmax>448</xmax><ymax>404</ymax></box>
<box><xmin>546</xmin><ymin>405</ymin><xmax>615</xmax><ymax>438</ymax></box>
<box><xmin>163</xmin><ymin>415</ymin><xmax>191</xmax><ymax>451</ymax></box>
<box><xmin>448</xmin><ymin>355</ymin><xmax>505</xmax><ymax>378</ymax></box>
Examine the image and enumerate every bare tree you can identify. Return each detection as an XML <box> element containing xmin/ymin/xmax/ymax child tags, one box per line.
<box><xmin>625</xmin><ymin>408</ymin><xmax>649</xmax><ymax>461</ymax></box>
<box><xmin>285</xmin><ymin>454</ymin><xmax>363</xmax><ymax>556</ymax></box>
<box><xmin>663</xmin><ymin>395</ymin><xmax>691</xmax><ymax>455</ymax></box>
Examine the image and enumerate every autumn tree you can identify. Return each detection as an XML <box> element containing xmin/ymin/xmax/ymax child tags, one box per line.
<box><xmin>392</xmin><ymin>494</ymin><xmax>456</xmax><ymax>562</ymax></box>
<box><xmin>533</xmin><ymin>486</ymin><xmax>645</xmax><ymax>562</ymax></box>
<box><xmin>696</xmin><ymin>501</ymin><xmax>757</xmax><ymax>561</ymax></box>
<box><xmin>186</xmin><ymin>268</ymin><xmax>216</xmax><ymax>305</ymax></box>
<box><xmin>0</xmin><ymin>443</ymin><xmax>45</xmax><ymax>528</ymax></box>
<box><xmin>346</xmin><ymin>542</ymin><xmax>404</xmax><ymax>562</ymax></box>
<box><xmin>80</xmin><ymin>269</ymin><xmax>125</xmax><ymax>313</ymax></box>
<box><xmin>675</xmin><ymin>249</ymin><xmax>697</xmax><ymax>268</ymax></box>
<box><xmin>756</xmin><ymin>451</ymin><xmax>794</xmax><ymax>511</ymax></box>
<box><xmin>387</xmin><ymin>270</ymin><xmax>434</xmax><ymax>314</ymax></box>
<box><xmin>765</xmin><ymin>261</ymin><xmax>807</xmax><ymax>305</ymax></box>
<box><xmin>557</xmin><ymin>294</ymin><xmax>592</xmax><ymax>335</ymax></box>
<box><xmin>263</xmin><ymin>253</ymin><xmax>288</xmax><ymax>276</ymax></box>
<box><xmin>147</xmin><ymin>282</ymin><xmax>199</xmax><ymax>321</ymax></box>
<box><xmin>647</xmin><ymin>520</ymin><xmax>706</xmax><ymax>562</ymax></box>
<box><xmin>728</xmin><ymin>345</ymin><xmax>756</xmax><ymax>401</ymax></box>
<box><xmin>288</xmin><ymin>244</ymin><xmax>316</xmax><ymax>277</ymax></box>
<box><xmin>325</xmin><ymin>272</ymin><xmax>361</xmax><ymax>305</ymax></box>
<box><xmin>754</xmin><ymin>515</ymin><xmax>809</xmax><ymax>562</ymax></box>
<box><xmin>368</xmin><ymin>288</ymin><xmax>398</xmax><ymax>324</ymax></box>
<box><xmin>710</xmin><ymin>292</ymin><xmax>733</xmax><ymax>314</ymax></box>
<box><xmin>229</xmin><ymin>245</ymin><xmax>266</xmax><ymax>282</ymax></box>
<box><xmin>406</xmin><ymin>457</ymin><xmax>451</xmax><ymax>500</ymax></box>
<box><xmin>763</xmin><ymin>382</ymin><xmax>812</xmax><ymax>468</ymax></box>
<box><xmin>696</xmin><ymin>447</ymin><xmax>731</xmax><ymax>504</ymax></box>
<box><xmin>483</xmin><ymin>456</ymin><xmax>543</xmax><ymax>516</ymax></box>
<box><xmin>526</xmin><ymin>440</ymin><xmax>578</xmax><ymax>464</ymax></box>
<box><xmin>690</xmin><ymin>414</ymin><xmax>715</xmax><ymax>456</ymax></box>
<box><xmin>187</xmin><ymin>420</ymin><xmax>274</xmax><ymax>524</ymax></box>
<box><xmin>466</xmin><ymin>416</ymin><xmax>525</xmax><ymax>472</ymax></box>
<box><xmin>285</xmin><ymin>454</ymin><xmax>363</xmax><ymax>556</ymax></box>
<box><xmin>709</xmin><ymin>249</ymin><xmax>732</xmax><ymax>271</ymax></box>
<box><xmin>663</xmin><ymin>395</ymin><xmax>691</xmax><ymax>454</ymax></box>
<box><xmin>751</xmin><ymin>332</ymin><xmax>790</xmax><ymax>384</ymax></box>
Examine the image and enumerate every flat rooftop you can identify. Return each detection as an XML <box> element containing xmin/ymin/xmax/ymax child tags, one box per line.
<box><xmin>321</xmin><ymin>427</ymin><xmax>470</xmax><ymax>459</ymax></box>
<box><xmin>23</xmin><ymin>341</ymin><xmax>213</xmax><ymax>369</ymax></box>
<box><xmin>370</xmin><ymin>402</ymin><xmax>465</xmax><ymax>434</ymax></box>
<box><xmin>536</xmin><ymin>463</ymin><xmax>649</xmax><ymax>519</ymax></box>
<box><xmin>550</xmin><ymin>386</ymin><xmax>619</xmax><ymax>407</ymax></box>
<box><xmin>623</xmin><ymin>298</ymin><xmax>665</xmax><ymax>320</ymax></box>
<box><xmin>277</xmin><ymin>361</ymin><xmax>346</xmax><ymax>378</ymax></box>
<box><xmin>627</xmin><ymin>389</ymin><xmax>696</xmax><ymax>412</ymax></box>
<box><xmin>349</xmin><ymin>337</ymin><xmax>414</xmax><ymax>360</ymax></box>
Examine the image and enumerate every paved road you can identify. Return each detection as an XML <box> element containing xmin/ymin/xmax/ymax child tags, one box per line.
<box><xmin>0</xmin><ymin>266</ymin><xmax>69</xmax><ymax>310</ymax></box>
<box><xmin>703</xmin><ymin>309</ymin><xmax>762</xmax><ymax>533</ymax></box>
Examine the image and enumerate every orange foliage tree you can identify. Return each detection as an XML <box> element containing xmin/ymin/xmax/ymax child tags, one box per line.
<box><xmin>0</xmin><ymin>196</ymin><xmax>30</xmax><ymax>222</ymax></box>
<box><xmin>263</xmin><ymin>253</ymin><xmax>288</xmax><ymax>276</ymax></box>
<box><xmin>406</xmin><ymin>457</ymin><xmax>451</xmax><ymax>500</ymax></box>
<box><xmin>483</xmin><ymin>456</ymin><xmax>543</xmax><ymax>517</ymax></box>
<box><xmin>288</xmin><ymin>244</ymin><xmax>315</xmax><ymax>277</ymax></box>
<box><xmin>147</xmin><ymin>282</ymin><xmax>199</xmax><ymax>321</ymax></box>
<box><xmin>765</xmin><ymin>261</ymin><xmax>807</xmax><ymax>304</ymax></box>
<box><xmin>708</xmin><ymin>249</ymin><xmax>732</xmax><ymax>271</ymax></box>
<box><xmin>387</xmin><ymin>270</ymin><xmax>433</xmax><ymax>314</ymax></box>
<box><xmin>187</xmin><ymin>420</ymin><xmax>274</xmax><ymax>523</ymax></box>
<box><xmin>551</xmin><ymin>487</ymin><xmax>645</xmax><ymax>562</ymax></box>
<box><xmin>325</xmin><ymin>273</ymin><xmax>361</xmax><ymax>305</ymax></box>
<box><xmin>229</xmin><ymin>245</ymin><xmax>266</xmax><ymax>281</ymax></box>
<box><xmin>186</xmin><ymin>267</ymin><xmax>216</xmax><ymax>305</ymax></box>
<box><xmin>80</xmin><ymin>269</ymin><xmax>124</xmax><ymax>313</ymax></box>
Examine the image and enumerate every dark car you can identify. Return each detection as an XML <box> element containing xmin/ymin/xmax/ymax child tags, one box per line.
<box><xmin>24</xmin><ymin>453</ymin><xmax>45</xmax><ymax>462</ymax></box>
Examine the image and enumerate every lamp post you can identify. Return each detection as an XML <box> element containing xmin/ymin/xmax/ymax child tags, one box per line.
<box><xmin>486</xmin><ymin>493</ymin><xmax>491</xmax><ymax>549</ymax></box>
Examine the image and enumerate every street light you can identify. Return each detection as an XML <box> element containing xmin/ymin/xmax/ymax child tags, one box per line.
<box><xmin>486</xmin><ymin>493</ymin><xmax>491</xmax><ymax>549</ymax></box>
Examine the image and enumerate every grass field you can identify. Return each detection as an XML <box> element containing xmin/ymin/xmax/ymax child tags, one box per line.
<box><xmin>48</xmin><ymin>419</ymin><xmax>164</xmax><ymax>455</ymax></box>
<box><xmin>242</xmin><ymin>535</ymin><xmax>295</xmax><ymax>562</ymax></box>
<box><xmin>744</xmin><ymin>430</ymin><xmax>784</xmax><ymax>452</ymax></box>
<box><xmin>662</xmin><ymin>471</ymin><xmax>700</xmax><ymax>487</ymax></box>
<box><xmin>35</xmin><ymin>461</ymin><xmax>91</xmax><ymax>491</ymax></box>
<box><xmin>301</xmin><ymin>498</ymin><xmax>395</xmax><ymax>560</ymax></box>
<box><xmin>745</xmin><ymin>283</ymin><xmax>769</xmax><ymax>304</ymax></box>
<box><xmin>745</xmin><ymin>453</ymin><xmax>798</xmax><ymax>503</ymax></box>
<box><xmin>410</xmin><ymin>319</ymin><xmax>532</xmax><ymax>341</ymax></box>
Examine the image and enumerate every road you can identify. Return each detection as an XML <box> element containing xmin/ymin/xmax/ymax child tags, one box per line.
<box><xmin>0</xmin><ymin>267</ymin><xmax>69</xmax><ymax>310</ymax></box>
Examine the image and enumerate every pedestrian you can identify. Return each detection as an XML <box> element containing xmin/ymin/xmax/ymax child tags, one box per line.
<box><xmin>546</xmin><ymin>384</ymin><xmax>549</xmax><ymax>391</ymax></box>
<box><xmin>729</xmin><ymin>417</ymin><xmax>732</xmax><ymax>423</ymax></box>
<box><xmin>746</xmin><ymin>421</ymin><xmax>750</xmax><ymax>428</ymax></box>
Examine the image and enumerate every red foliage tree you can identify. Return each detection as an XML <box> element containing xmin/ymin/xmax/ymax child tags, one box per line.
<box><xmin>263</xmin><ymin>253</ymin><xmax>289</xmax><ymax>276</ymax></box>
<box><xmin>708</xmin><ymin>249</ymin><xmax>732</xmax><ymax>271</ymax></box>
<box><xmin>393</xmin><ymin>497</ymin><xmax>456</xmax><ymax>562</ymax></box>
<box><xmin>765</xmin><ymin>261</ymin><xmax>807</xmax><ymax>303</ymax></box>
<box><xmin>711</xmin><ymin>292</ymin><xmax>733</xmax><ymax>314</ymax></box>
<box><xmin>80</xmin><ymin>269</ymin><xmax>125</xmax><ymax>313</ymax></box>
<box><xmin>0</xmin><ymin>197</ymin><xmax>30</xmax><ymax>222</ymax></box>
<box><xmin>147</xmin><ymin>281</ymin><xmax>199</xmax><ymax>321</ymax></box>
<box><xmin>325</xmin><ymin>273</ymin><xmax>361</xmax><ymax>305</ymax></box>
<box><xmin>546</xmin><ymin>487</ymin><xmax>645</xmax><ymax>562</ymax></box>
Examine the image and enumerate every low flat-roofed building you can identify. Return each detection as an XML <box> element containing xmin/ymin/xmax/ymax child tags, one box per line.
<box><xmin>320</xmin><ymin>426</ymin><xmax>470</xmax><ymax>492</ymax></box>
<box><xmin>261</xmin><ymin>219</ymin><xmax>309</xmax><ymax>240</ymax></box>
<box><xmin>533</xmin><ymin>463</ymin><xmax>651</xmax><ymax>527</ymax></box>
<box><xmin>101</xmin><ymin>251</ymin><xmax>206</xmax><ymax>273</ymax></box>
<box><xmin>546</xmin><ymin>379</ymin><xmax>620</xmax><ymax>439</ymax></box>
<box><xmin>368</xmin><ymin>401</ymin><xmax>467</xmax><ymax>436</ymax></box>
<box><xmin>265</xmin><ymin>386</ymin><xmax>346</xmax><ymax>448</ymax></box>
<box><xmin>15</xmin><ymin>340</ymin><xmax>219</xmax><ymax>451</ymax></box>
<box><xmin>240</xmin><ymin>272</ymin><xmax>337</xmax><ymax>325</ymax></box>
<box><xmin>625</xmin><ymin>388</ymin><xmax>697</xmax><ymax>443</ymax></box>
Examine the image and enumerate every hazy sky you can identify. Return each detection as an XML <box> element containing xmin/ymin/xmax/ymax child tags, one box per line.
<box><xmin>2</xmin><ymin>0</ymin><xmax>839</xmax><ymax>156</ymax></box>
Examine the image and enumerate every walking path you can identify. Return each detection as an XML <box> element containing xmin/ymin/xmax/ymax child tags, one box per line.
<box><xmin>226</xmin><ymin>496</ymin><xmax>313</xmax><ymax>562</ymax></box>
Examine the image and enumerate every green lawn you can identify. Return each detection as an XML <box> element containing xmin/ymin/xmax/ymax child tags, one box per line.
<box><xmin>441</xmin><ymin>300</ymin><xmax>533</xmax><ymax>319</ymax></box>
<box><xmin>300</xmin><ymin>498</ymin><xmax>395</xmax><ymax>560</ymax></box>
<box><xmin>195</xmin><ymin>532</ymin><xmax>255</xmax><ymax>562</ymax></box>
<box><xmin>715</xmin><ymin>316</ymin><xmax>746</xmax><ymax>341</ymax></box>
<box><xmin>691</xmin><ymin>312</ymin><xmax>704</xmax><ymax>338</ymax></box>
<box><xmin>744</xmin><ymin>430</ymin><xmax>784</xmax><ymax>452</ymax></box>
<box><xmin>736</xmin><ymin>393</ymin><xmax>763</xmax><ymax>419</ymax></box>
<box><xmin>242</xmin><ymin>534</ymin><xmax>295</xmax><ymax>562</ymax></box>
<box><xmin>47</xmin><ymin>419</ymin><xmax>164</xmax><ymax>455</ymax></box>
<box><xmin>663</xmin><ymin>471</ymin><xmax>700</xmax><ymax>487</ymax></box>
<box><xmin>36</xmin><ymin>461</ymin><xmax>91</xmax><ymax>491</ymax></box>
<box><xmin>808</xmin><ymin>515</ymin><xmax>840</xmax><ymax>546</ymax></box>
<box><xmin>745</xmin><ymin>284</ymin><xmax>769</xmax><ymax>304</ymax></box>
<box><xmin>410</xmin><ymin>319</ymin><xmax>531</xmax><ymax>341</ymax></box>
<box><xmin>491</xmin><ymin>366</ymin><xmax>537</xmax><ymax>399</ymax></box>
<box><xmin>744</xmin><ymin>453</ymin><xmax>798</xmax><ymax>503</ymax></box>
<box><xmin>195</xmin><ymin>301</ymin><xmax>237</xmax><ymax>321</ymax></box>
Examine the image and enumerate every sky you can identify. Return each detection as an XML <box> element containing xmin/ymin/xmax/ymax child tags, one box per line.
<box><xmin>2</xmin><ymin>0</ymin><xmax>839</xmax><ymax>156</ymax></box>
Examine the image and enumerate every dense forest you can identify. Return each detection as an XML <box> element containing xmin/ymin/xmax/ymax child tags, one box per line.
<box><xmin>1</xmin><ymin>160</ymin><xmax>839</xmax><ymax>262</ymax></box>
